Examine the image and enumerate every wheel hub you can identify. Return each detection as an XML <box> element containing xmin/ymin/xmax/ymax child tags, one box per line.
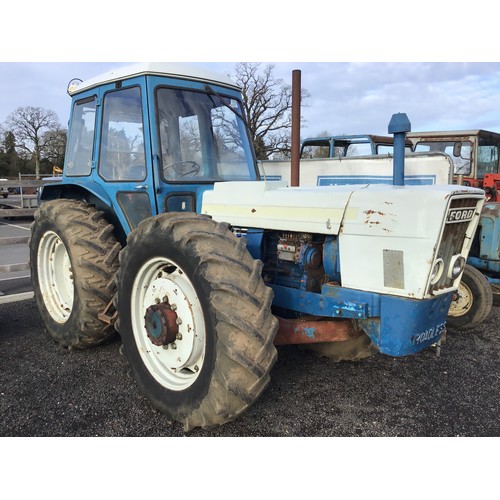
<box><xmin>144</xmin><ymin>302</ymin><xmax>179</xmax><ymax>346</ymax></box>
<box><xmin>449</xmin><ymin>283</ymin><xmax>473</xmax><ymax>317</ymax></box>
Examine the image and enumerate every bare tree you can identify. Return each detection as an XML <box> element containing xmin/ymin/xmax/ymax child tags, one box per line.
<box><xmin>5</xmin><ymin>106</ymin><xmax>62</xmax><ymax>179</ymax></box>
<box><xmin>232</xmin><ymin>63</ymin><xmax>310</xmax><ymax>160</ymax></box>
<box><xmin>42</xmin><ymin>128</ymin><xmax>67</xmax><ymax>168</ymax></box>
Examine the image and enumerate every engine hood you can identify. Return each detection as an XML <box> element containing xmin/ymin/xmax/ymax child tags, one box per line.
<box><xmin>201</xmin><ymin>180</ymin><xmax>483</xmax><ymax>236</ymax></box>
<box><xmin>201</xmin><ymin>180</ymin><xmax>357</xmax><ymax>234</ymax></box>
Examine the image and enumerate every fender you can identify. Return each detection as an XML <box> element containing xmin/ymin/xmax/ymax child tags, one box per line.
<box><xmin>40</xmin><ymin>180</ymin><xmax>127</xmax><ymax>244</ymax></box>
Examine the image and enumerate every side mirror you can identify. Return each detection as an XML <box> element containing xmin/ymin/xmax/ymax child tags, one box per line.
<box><xmin>453</xmin><ymin>142</ymin><xmax>462</xmax><ymax>157</ymax></box>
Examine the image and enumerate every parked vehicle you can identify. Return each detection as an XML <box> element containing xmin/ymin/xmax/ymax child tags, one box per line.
<box><xmin>31</xmin><ymin>63</ymin><xmax>485</xmax><ymax>430</ymax></box>
<box><xmin>0</xmin><ymin>179</ymin><xmax>9</xmax><ymax>198</ymax></box>
<box><xmin>408</xmin><ymin>130</ymin><xmax>500</xmax><ymax>306</ymax></box>
<box><xmin>408</xmin><ymin>130</ymin><xmax>500</xmax><ymax>194</ymax></box>
<box><xmin>300</xmin><ymin>134</ymin><xmax>413</xmax><ymax>159</ymax></box>
<box><xmin>260</xmin><ymin>150</ymin><xmax>454</xmax><ymax>186</ymax></box>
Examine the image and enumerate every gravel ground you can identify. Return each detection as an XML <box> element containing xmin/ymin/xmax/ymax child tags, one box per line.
<box><xmin>0</xmin><ymin>298</ymin><xmax>499</xmax><ymax>437</ymax></box>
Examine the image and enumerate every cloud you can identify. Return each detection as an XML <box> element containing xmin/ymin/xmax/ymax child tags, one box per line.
<box><xmin>1</xmin><ymin>62</ymin><xmax>500</xmax><ymax>142</ymax></box>
<box><xmin>272</xmin><ymin>62</ymin><xmax>500</xmax><ymax>137</ymax></box>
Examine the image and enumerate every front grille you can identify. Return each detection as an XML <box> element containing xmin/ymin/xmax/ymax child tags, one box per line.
<box><xmin>428</xmin><ymin>196</ymin><xmax>482</xmax><ymax>294</ymax></box>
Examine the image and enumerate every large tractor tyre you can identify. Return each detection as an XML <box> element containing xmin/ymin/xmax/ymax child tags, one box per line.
<box><xmin>115</xmin><ymin>213</ymin><xmax>278</xmax><ymax>431</ymax></box>
<box><xmin>447</xmin><ymin>265</ymin><xmax>493</xmax><ymax>330</ymax></box>
<box><xmin>300</xmin><ymin>332</ymin><xmax>378</xmax><ymax>362</ymax></box>
<box><xmin>29</xmin><ymin>199</ymin><xmax>121</xmax><ymax>348</ymax></box>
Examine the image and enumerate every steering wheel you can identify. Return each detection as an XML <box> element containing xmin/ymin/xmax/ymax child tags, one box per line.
<box><xmin>164</xmin><ymin>161</ymin><xmax>201</xmax><ymax>178</ymax></box>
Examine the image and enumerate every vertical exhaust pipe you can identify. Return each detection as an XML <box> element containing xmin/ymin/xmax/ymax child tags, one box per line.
<box><xmin>290</xmin><ymin>70</ymin><xmax>301</xmax><ymax>187</ymax></box>
<box><xmin>388</xmin><ymin>112</ymin><xmax>411</xmax><ymax>186</ymax></box>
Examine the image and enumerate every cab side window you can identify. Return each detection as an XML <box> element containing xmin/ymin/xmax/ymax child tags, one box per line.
<box><xmin>99</xmin><ymin>87</ymin><xmax>146</xmax><ymax>181</ymax></box>
<box><xmin>66</xmin><ymin>97</ymin><xmax>96</xmax><ymax>176</ymax></box>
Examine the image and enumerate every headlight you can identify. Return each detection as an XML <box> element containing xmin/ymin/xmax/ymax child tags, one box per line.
<box><xmin>448</xmin><ymin>255</ymin><xmax>466</xmax><ymax>280</ymax></box>
<box><xmin>430</xmin><ymin>258</ymin><xmax>444</xmax><ymax>285</ymax></box>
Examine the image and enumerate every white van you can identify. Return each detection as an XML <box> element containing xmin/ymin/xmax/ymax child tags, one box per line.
<box><xmin>0</xmin><ymin>179</ymin><xmax>8</xmax><ymax>198</ymax></box>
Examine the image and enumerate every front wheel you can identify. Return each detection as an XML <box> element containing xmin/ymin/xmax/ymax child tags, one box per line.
<box><xmin>116</xmin><ymin>213</ymin><xmax>278</xmax><ymax>431</ymax></box>
<box><xmin>447</xmin><ymin>265</ymin><xmax>493</xmax><ymax>330</ymax></box>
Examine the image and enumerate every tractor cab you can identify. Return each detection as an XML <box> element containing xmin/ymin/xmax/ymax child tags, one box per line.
<box><xmin>42</xmin><ymin>63</ymin><xmax>258</xmax><ymax>239</ymax></box>
<box><xmin>408</xmin><ymin>130</ymin><xmax>500</xmax><ymax>201</ymax></box>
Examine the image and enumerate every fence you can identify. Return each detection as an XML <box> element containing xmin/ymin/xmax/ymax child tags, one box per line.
<box><xmin>0</xmin><ymin>178</ymin><xmax>56</xmax><ymax>304</ymax></box>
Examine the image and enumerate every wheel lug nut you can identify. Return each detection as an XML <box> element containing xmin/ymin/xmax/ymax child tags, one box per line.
<box><xmin>170</xmin><ymin>304</ymin><xmax>177</xmax><ymax>311</ymax></box>
<box><xmin>171</xmin><ymin>343</ymin><xmax>177</xmax><ymax>350</ymax></box>
<box><xmin>176</xmin><ymin>333</ymin><xmax>183</xmax><ymax>340</ymax></box>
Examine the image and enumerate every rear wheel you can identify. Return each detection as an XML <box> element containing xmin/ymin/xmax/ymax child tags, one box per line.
<box><xmin>447</xmin><ymin>265</ymin><xmax>493</xmax><ymax>330</ymax></box>
<box><xmin>116</xmin><ymin>213</ymin><xmax>278</xmax><ymax>431</ymax></box>
<box><xmin>29</xmin><ymin>199</ymin><xmax>121</xmax><ymax>348</ymax></box>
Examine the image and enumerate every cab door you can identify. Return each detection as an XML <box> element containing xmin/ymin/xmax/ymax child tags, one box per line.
<box><xmin>93</xmin><ymin>77</ymin><xmax>158</xmax><ymax>235</ymax></box>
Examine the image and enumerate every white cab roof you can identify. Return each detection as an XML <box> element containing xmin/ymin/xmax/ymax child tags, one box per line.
<box><xmin>68</xmin><ymin>62</ymin><xmax>240</xmax><ymax>95</ymax></box>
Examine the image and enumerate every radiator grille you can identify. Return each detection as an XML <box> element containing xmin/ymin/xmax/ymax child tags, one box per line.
<box><xmin>428</xmin><ymin>196</ymin><xmax>482</xmax><ymax>294</ymax></box>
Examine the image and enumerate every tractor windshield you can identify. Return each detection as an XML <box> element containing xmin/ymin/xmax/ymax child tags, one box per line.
<box><xmin>477</xmin><ymin>134</ymin><xmax>500</xmax><ymax>178</ymax></box>
<box><xmin>156</xmin><ymin>87</ymin><xmax>256</xmax><ymax>182</ymax></box>
<box><xmin>414</xmin><ymin>140</ymin><xmax>472</xmax><ymax>175</ymax></box>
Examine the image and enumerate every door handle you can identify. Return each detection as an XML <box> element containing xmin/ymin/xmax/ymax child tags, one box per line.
<box><xmin>134</xmin><ymin>184</ymin><xmax>149</xmax><ymax>190</ymax></box>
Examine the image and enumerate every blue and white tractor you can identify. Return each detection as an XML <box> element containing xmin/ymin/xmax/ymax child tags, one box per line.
<box><xmin>30</xmin><ymin>64</ymin><xmax>485</xmax><ymax>430</ymax></box>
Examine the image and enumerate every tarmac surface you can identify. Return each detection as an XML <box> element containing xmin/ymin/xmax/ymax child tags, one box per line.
<box><xmin>1</xmin><ymin>298</ymin><xmax>499</xmax><ymax>437</ymax></box>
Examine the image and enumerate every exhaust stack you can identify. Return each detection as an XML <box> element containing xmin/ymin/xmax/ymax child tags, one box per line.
<box><xmin>388</xmin><ymin>112</ymin><xmax>411</xmax><ymax>186</ymax></box>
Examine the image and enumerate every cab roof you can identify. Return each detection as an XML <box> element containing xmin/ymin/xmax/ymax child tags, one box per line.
<box><xmin>68</xmin><ymin>62</ymin><xmax>240</xmax><ymax>95</ymax></box>
<box><xmin>407</xmin><ymin>130</ymin><xmax>500</xmax><ymax>139</ymax></box>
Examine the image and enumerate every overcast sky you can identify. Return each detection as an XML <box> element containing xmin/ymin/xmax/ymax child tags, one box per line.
<box><xmin>2</xmin><ymin>3</ymin><xmax>499</xmax><ymax>143</ymax></box>
<box><xmin>2</xmin><ymin>61</ymin><xmax>500</xmax><ymax>141</ymax></box>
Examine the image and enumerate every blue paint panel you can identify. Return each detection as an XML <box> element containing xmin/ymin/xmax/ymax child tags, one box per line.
<box><xmin>270</xmin><ymin>283</ymin><xmax>376</xmax><ymax>319</ymax></box>
<box><xmin>323</xmin><ymin>236</ymin><xmax>341</xmax><ymax>282</ymax></box>
<box><xmin>317</xmin><ymin>175</ymin><xmax>436</xmax><ymax>186</ymax></box>
<box><xmin>467</xmin><ymin>256</ymin><xmax>500</xmax><ymax>276</ymax></box>
<box><xmin>359</xmin><ymin>293</ymin><xmax>453</xmax><ymax>356</ymax></box>
<box><xmin>239</xmin><ymin>228</ymin><xmax>263</xmax><ymax>260</ymax></box>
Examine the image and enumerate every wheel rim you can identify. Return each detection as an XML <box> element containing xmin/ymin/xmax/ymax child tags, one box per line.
<box><xmin>37</xmin><ymin>231</ymin><xmax>74</xmax><ymax>323</ymax></box>
<box><xmin>131</xmin><ymin>257</ymin><xmax>206</xmax><ymax>391</ymax></box>
<box><xmin>448</xmin><ymin>281</ymin><xmax>473</xmax><ymax>317</ymax></box>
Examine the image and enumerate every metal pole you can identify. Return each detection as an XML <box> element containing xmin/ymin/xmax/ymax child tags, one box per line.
<box><xmin>290</xmin><ymin>70</ymin><xmax>301</xmax><ymax>187</ymax></box>
<box><xmin>388</xmin><ymin>113</ymin><xmax>411</xmax><ymax>186</ymax></box>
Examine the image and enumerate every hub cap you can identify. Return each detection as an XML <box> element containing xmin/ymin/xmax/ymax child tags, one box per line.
<box><xmin>37</xmin><ymin>231</ymin><xmax>74</xmax><ymax>323</ymax></box>
<box><xmin>449</xmin><ymin>282</ymin><xmax>473</xmax><ymax>317</ymax></box>
<box><xmin>144</xmin><ymin>302</ymin><xmax>179</xmax><ymax>346</ymax></box>
<box><xmin>130</xmin><ymin>257</ymin><xmax>206</xmax><ymax>391</ymax></box>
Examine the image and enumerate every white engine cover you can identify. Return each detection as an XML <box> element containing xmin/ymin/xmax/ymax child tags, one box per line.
<box><xmin>201</xmin><ymin>181</ymin><xmax>483</xmax><ymax>299</ymax></box>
